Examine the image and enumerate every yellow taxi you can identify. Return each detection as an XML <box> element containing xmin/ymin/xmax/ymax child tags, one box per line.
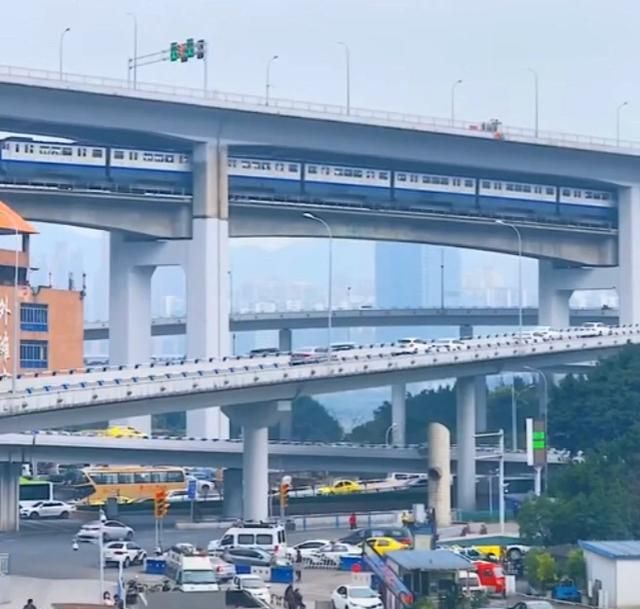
<box><xmin>101</xmin><ymin>425</ymin><xmax>147</xmax><ymax>439</ymax></box>
<box><xmin>317</xmin><ymin>479</ymin><xmax>363</xmax><ymax>495</ymax></box>
<box><xmin>365</xmin><ymin>536</ymin><xmax>410</xmax><ymax>555</ymax></box>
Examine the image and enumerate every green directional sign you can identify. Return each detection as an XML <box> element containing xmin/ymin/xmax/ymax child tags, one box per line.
<box><xmin>527</xmin><ymin>418</ymin><xmax>547</xmax><ymax>466</ymax></box>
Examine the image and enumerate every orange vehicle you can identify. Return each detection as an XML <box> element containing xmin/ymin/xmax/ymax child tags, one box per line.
<box><xmin>473</xmin><ymin>560</ymin><xmax>506</xmax><ymax>596</ymax></box>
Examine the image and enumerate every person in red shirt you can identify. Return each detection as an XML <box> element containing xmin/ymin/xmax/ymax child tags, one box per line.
<box><xmin>348</xmin><ymin>512</ymin><xmax>357</xmax><ymax>530</ymax></box>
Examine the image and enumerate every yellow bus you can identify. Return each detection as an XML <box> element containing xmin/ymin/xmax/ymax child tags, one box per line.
<box><xmin>74</xmin><ymin>466</ymin><xmax>187</xmax><ymax>505</ymax></box>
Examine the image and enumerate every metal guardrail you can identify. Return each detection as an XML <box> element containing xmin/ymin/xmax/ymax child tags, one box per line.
<box><xmin>0</xmin><ymin>326</ymin><xmax>638</xmax><ymax>421</ymax></box>
<box><xmin>0</xmin><ymin>554</ymin><xmax>8</xmax><ymax>575</ymax></box>
<box><xmin>0</xmin><ymin>63</ymin><xmax>640</xmax><ymax>156</ymax></box>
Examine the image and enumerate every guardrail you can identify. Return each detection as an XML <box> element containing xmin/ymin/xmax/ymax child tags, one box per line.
<box><xmin>1</xmin><ymin>64</ymin><xmax>640</xmax><ymax>156</ymax></box>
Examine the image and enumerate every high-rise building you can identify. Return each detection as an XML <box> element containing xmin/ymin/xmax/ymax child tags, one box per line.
<box><xmin>375</xmin><ymin>242</ymin><xmax>424</xmax><ymax>308</ymax></box>
<box><xmin>423</xmin><ymin>245</ymin><xmax>462</xmax><ymax>307</ymax></box>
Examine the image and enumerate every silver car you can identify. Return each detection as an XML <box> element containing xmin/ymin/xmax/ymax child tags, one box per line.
<box><xmin>76</xmin><ymin>520</ymin><xmax>134</xmax><ymax>542</ymax></box>
<box><xmin>210</xmin><ymin>556</ymin><xmax>235</xmax><ymax>582</ymax></box>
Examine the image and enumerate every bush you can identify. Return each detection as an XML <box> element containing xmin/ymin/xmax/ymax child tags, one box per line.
<box><xmin>525</xmin><ymin>549</ymin><xmax>557</xmax><ymax>591</ymax></box>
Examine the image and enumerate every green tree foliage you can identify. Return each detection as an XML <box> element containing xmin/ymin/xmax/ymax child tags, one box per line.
<box><xmin>290</xmin><ymin>396</ymin><xmax>344</xmax><ymax>442</ymax></box>
<box><xmin>524</xmin><ymin>549</ymin><xmax>558</xmax><ymax>590</ymax></box>
<box><xmin>565</xmin><ymin>549</ymin><xmax>586</xmax><ymax>586</ymax></box>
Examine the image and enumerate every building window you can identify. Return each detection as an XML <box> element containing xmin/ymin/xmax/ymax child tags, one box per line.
<box><xmin>20</xmin><ymin>340</ymin><xmax>48</xmax><ymax>369</ymax></box>
<box><xmin>21</xmin><ymin>304</ymin><xmax>48</xmax><ymax>332</ymax></box>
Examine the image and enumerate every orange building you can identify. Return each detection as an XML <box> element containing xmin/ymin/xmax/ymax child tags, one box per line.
<box><xmin>0</xmin><ymin>202</ymin><xmax>83</xmax><ymax>374</ymax></box>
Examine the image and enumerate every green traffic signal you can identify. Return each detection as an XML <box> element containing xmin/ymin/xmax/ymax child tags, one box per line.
<box><xmin>170</xmin><ymin>42</ymin><xmax>179</xmax><ymax>62</ymax></box>
<box><xmin>186</xmin><ymin>38</ymin><xmax>195</xmax><ymax>59</ymax></box>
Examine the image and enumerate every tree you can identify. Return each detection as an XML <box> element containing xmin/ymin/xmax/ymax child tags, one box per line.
<box><xmin>524</xmin><ymin>549</ymin><xmax>557</xmax><ymax>591</ymax></box>
<box><xmin>290</xmin><ymin>396</ymin><xmax>344</xmax><ymax>442</ymax></box>
<box><xmin>565</xmin><ymin>549</ymin><xmax>586</xmax><ymax>587</ymax></box>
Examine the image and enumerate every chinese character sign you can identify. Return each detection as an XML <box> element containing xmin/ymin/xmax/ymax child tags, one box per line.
<box><xmin>0</xmin><ymin>295</ymin><xmax>12</xmax><ymax>373</ymax></box>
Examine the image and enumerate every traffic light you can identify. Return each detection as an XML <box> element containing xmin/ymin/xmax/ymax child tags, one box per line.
<box><xmin>170</xmin><ymin>42</ymin><xmax>179</xmax><ymax>62</ymax></box>
<box><xmin>196</xmin><ymin>39</ymin><xmax>206</xmax><ymax>60</ymax></box>
<box><xmin>279</xmin><ymin>482</ymin><xmax>290</xmax><ymax>507</ymax></box>
<box><xmin>154</xmin><ymin>489</ymin><xmax>169</xmax><ymax>519</ymax></box>
<box><xmin>186</xmin><ymin>38</ymin><xmax>195</xmax><ymax>59</ymax></box>
<box><xmin>179</xmin><ymin>43</ymin><xmax>187</xmax><ymax>62</ymax></box>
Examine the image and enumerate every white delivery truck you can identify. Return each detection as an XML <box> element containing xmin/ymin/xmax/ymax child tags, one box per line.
<box><xmin>165</xmin><ymin>544</ymin><xmax>219</xmax><ymax>592</ymax></box>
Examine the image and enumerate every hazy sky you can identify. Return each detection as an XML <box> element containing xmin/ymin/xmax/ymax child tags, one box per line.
<box><xmin>4</xmin><ymin>0</ymin><xmax>640</xmax><ymax>140</ymax></box>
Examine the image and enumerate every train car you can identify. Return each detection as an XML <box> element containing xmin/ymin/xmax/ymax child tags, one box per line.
<box><xmin>227</xmin><ymin>157</ymin><xmax>302</xmax><ymax>196</ymax></box>
<box><xmin>478</xmin><ymin>179</ymin><xmax>558</xmax><ymax>219</ymax></box>
<box><xmin>108</xmin><ymin>147</ymin><xmax>191</xmax><ymax>190</ymax></box>
<box><xmin>0</xmin><ymin>139</ymin><xmax>107</xmax><ymax>182</ymax></box>
<box><xmin>558</xmin><ymin>187</ymin><xmax>616</xmax><ymax>224</ymax></box>
<box><xmin>302</xmin><ymin>162</ymin><xmax>391</xmax><ymax>203</ymax></box>
<box><xmin>392</xmin><ymin>170</ymin><xmax>477</xmax><ymax>213</ymax></box>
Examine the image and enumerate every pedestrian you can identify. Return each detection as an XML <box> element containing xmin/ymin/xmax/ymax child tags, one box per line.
<box><xmin>480</xmin><ymin>523</ymin><xmax>488</xmax><ymax>535</ymax></box>
<box><xmin>284</xmin><ymin>584</ymin><xmax>295</xmax><ymax>609</ymax></box>
<box><xmin>294</xmin><ymin>587</ymin><xmax>305</xmax><ymax>609</ymax></box>
<box><xmin>295</xmin><ymin>548</ymin><xmax>303</xmax><ymax>582</ymax></box>
<box><xmin>348</xmin><ymin>512</ymin><xmax>357</xmax><ymax>530</ymax></box>
<box><xmin>113</xmin><ymin>594</ymin><xmax>124</xmax><ymax>609</ymax></box>
<box><xmin>103</xmin><ymin>591</ymin><xmax>114</xmax><ymax>606</ymax></box>
<box><xmin>23</xmin><ymin>600</ymin><xmax>37</xmax><ymax>609</ymax></box>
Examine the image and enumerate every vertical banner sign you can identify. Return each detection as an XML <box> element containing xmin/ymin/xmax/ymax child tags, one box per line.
<box><xmin>0</xmin><ymin>296</ymin><xmax>11</xmax><ymax>374</ymax></box>
<box><xmin>526</xmin><ymin>418</ymin><xmax>547</xmax><ymax>466</ymax></box>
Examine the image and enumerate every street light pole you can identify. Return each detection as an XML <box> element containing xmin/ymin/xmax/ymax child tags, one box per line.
<box><xmin>303</xmin><ymin>213</ymin><xmax>333</xmax><ymax>357</ymax></box>
<box><xmin>58</xmin><ymin>27</ymin><xmax>71</xmax><ymax>80</ymax></box>
<box><xmin>265</xmin><ymin>55</ymin><xmax>279</xmax><ymax>106</ymax></box>
<box><xmin>127</xmin><ymin>13</ymin><xmax>138</xmax><ymax>89</ymax></box>
<box><xmin>498</xmin><ymin>429</ymin><xmax>505</xmax><ymax>534</ymax></box>
<box><xmin>528</xmin><ymin>68</ymin><xmax>539</xmax><ymax>137</ymax></box>
<box><xmin>616</xmin><ymin>101</ymin><xmax>629</xmax><ymax>145</ymax></box>
<box><xmin>337</xmin><ymin>42</ymin><xmax>351</xmax><ymax>115</ymax></box>
<box><xmin>495</xmin><ymin>220</ymin><xmax>523</xmax><ymax>339</ymax></box>
<box><xmin>450</xmin><ymin>79</ymin><xmax>463</xmax><ymax>126</ymax></box>
<box><xmin>385</xmin><ymin>423</ymin><xmax>397</xmax><ymax>446</ymax></box>
<box><xmin>440</xmin><ymin>248</ymin><xmax>445</xmax><ymax>310</ymax></box>
<box><xmin>524</xmin><ymin>365</ymin><xmax>549</xmax><ymax>492</ymax></box>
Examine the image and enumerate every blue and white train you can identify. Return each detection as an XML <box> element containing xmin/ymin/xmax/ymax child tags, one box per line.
<box><xmin>0</xmin><ymin>137</ymin><xmax>617</xmax><ymax>225</ymax></box>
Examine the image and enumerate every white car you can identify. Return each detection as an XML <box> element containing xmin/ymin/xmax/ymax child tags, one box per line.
<box><xmin>531</xmin><ymin>326</ymin><xmax>562</xmax><ymax>339</ymax></box>
<box><xmin>103</xmin><ymin>541</ymin><xmax>147</xmax><ymax>567</ymax></box>
<box><xmin>76</xmin><ymin>520</ymin><xmax>134</xmax><ymax>542</ymax></box>
<box><xmin>430</xmin><ymin>338</ymin><xmax>464</xmax><ymax>351</ymax></box>
<box><xmin>331</xmin><ymin>585</ymin><xmax>383</xmax><ymax>609</ymax></box>
<box><xmin>308</xmin><ymin>542</ymin><xmax>360</xmax><ymax>566</ymax></box>
<box><xmin>392</xmin><ymin>338</ymin><xmax>428</xmax><ymax>355</ymax></box>
<box><xmin>577</xmin><ymin>322</ymin><xmax>609</xmax><ymax>337</ymax></box>
<box><xmin>232</xmin><ymin>574</ymin><xmax>271</xmax><ymax>604</ymax></box>
<box><xmin>20</xmin><ymin>500</ymin><xmax>75</xmax><ymax>520</ymax></box>
<box><xmin>286</xmin><ymin>539</ymin><xmax>331</xmax><ymax>561</ymax></box>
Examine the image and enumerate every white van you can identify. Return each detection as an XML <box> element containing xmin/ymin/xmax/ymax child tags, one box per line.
<box><xmin>208</xmin><ymin>522</ymin><xmax>287</xmax><ymax>558</ymax></box>
<box><xmin>165</xmin><ymin>544</ymin><xmax>219</xmax><ymax>592</ymax></box>
<box><xmin>457</xmin><ymin>570</ymin><xmax>486</xmax><ymax>594</ymax></box>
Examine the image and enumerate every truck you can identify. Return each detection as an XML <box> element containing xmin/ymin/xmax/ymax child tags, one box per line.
<box><xmin>165</xmin><ymin>544</ymin><xmax>219</xmax><ymax>592</ymax></box>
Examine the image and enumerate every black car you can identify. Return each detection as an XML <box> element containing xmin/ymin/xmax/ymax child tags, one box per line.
<box><xmin>339</xmin><ymin>526</ymin><xmax>412</xmax><ymax>546</ymax></box>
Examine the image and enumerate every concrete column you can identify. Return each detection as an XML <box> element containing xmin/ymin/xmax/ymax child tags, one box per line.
<box><xmin>278</xmin><ymin>400</ymin><xmax>293</xmax><ymax>440</ymax></box>
<box><xmin>222</xmin><ymin>468</ymin><xmax>243</xmax><ymax>519</ymax></box>
<box><xmin>186</xmin><ymin>142</ymin><xmax>231</xmax><ymax>439</ymax></box>
<box><xmin>459</xmin><ymin>324</ymin><xmax>474</xmax><ymax>339</ymax></box>
<box><xmin>456</xmin><ymin>376</ymin><xmax>476</xmax><ymax>513</ymax></box>
<box><xmin>278</xmin><ymin>328</ymin><xmax>293</xmax><ymax>353</ymax></box>
<box><xmin>428</xmin><ymin>423</ymin><xmax>452</xmax><ymax>528</ymax></box>
<box><xmin>475</xmin><ymin>376</ymin><xmax>487</xmax><ymax>433</ymax></box>
<box><xmin>391</xmin><ymin>384</ymin><xmax>406</xmax><ymax>445</ymax></box>
<box><xmin>109</xmin><ymin>232</ymin><xmax>154</xmax><ymax>435</ymax></box>
<box><xmin>0</xmin><ymin>463</ymin><xmax>20</xmax><ymax>532</ymax></box>
<box><xmin>618</xmin><ymin>186</ymin><xmax>640</xmax><ymax>324</ymax></box>
<box><xmin>538</xmin><ymin>261</ymin><xmax>572</xmax><ymax>329</ymax></box>
<box><xmin>243</xmin><ymin>425</ymin><xmax>269</xmax><ymax>521</ymax></box>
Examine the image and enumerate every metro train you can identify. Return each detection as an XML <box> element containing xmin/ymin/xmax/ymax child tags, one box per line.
<box><xmin>0</xmin><ymin>137</ymin><xmax>617</xmax><ymax>225</ymax></box>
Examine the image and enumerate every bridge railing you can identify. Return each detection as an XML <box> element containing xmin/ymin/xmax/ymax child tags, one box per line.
<box><xmin>2</xmin><ymin>326</ymin><xmax>639</xmax><ymax>416</ymax></box>
<box><xmin>1</xmin><ymin>64</ymin><xmax>640</xmax><ymax>156</ymax></box>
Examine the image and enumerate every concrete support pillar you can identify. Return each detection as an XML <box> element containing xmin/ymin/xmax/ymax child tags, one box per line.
<box><xmin>109</xmin><ymin>232</ymin><xmax>154</xmax><ymax>435</ymax></box>
<box><xmin>475</xmin><ymin>376</ymin><xmax>487</xmax><ymax>433</ymax></box>
<box><xmin>456</xmin><ymin>376</ymin><xmax>476</xmax><ymax>513</ymax></box>
<box><xmin>459</xmin><ymin>324</ymin><xmax>474</xmax><ymax>340</ymax></box>
<box><xmin>278</xmin><ymin>401</ymin><xmax>293</xmax><ymax>440</ymax></box>
<box><xmin>278</xmin><ymin>328</ymin><xmax>293</xmax><ymax>353</ymax></box>
<box><xmin>538</xmin><ymin>261</ymin><xmax>572</xmax><ymax>329</ymax></box>
<box><xmin>225</xmin><ymin>401</ymin><xmax>290</xmax><ymax>521</ymax></box>
<box><xmin>428</xmin><ymin>423</ymin><xmax>452</xmax><ymax>528</ymax></box>
<box><xmin>186</xmin><ymin>142</ymin><xmax>231</xmax><ymax>439</ymax></box>
<box><xmin>222</xmin><ymin>468</ymin><xmax>243</xmax><ymax>519</ymax></box>
<box><xmin>391</xmin><ymin>384</ymin><xmax>406</xmax><ymax>445</ymax></box>
<box><xmin>0</xmin><ymin>463</ymin><xmax>20</xmax><ymax>532</ymax></box>
<box><xmin>618</xmin><ymin>186</ymin><xmax>640</xmax><ymax>324</ymax></box>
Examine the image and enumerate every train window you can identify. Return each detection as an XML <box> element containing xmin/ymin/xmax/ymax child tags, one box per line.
<box><xmin>379</xmin><ymin>171</ymin><xmax>389</xmax><ymax>179</ymax></box>
<box><xmin>422</xmin><ymin>176</ymin><xmax>430</xmax><ymax>184</ymax></box>
<box><xmin>114</xmin><ymin>151</ymin><xmax>124</xmax><ymax>160</ymax></box>
<box><xmin>585</xmin><ymin>191</ymin><xmax>592</xmax><ymax>199</ymax></box>
<box><xmin>410</xmin><ymin>175</ymin><xmax>418</xmax><ymax>183</ymax></box>
<box><xmin>333</xmin><ymin>167</ymin><xmax>344</xmax><ymax>176</ymax></box>
<box><xmin>180</xmin><ymin>155</ymin><xmax>189</xmax><ymax>164</ymax></box>
<box><xmin>92</xmin><ymin>149</ymin><xmax>103</xmax><ymax>158</ymax></box>
<box><xmin>129</xmin><ymin>152</ymin><xmax>138</xmax><ymax>161</ymax></box>
<box><xmin>453</xmin><ymin>178</ymin><xmax>461</xmax><ymax>186</ymax></box>
<box><xmin>13</xmin><ymin>144</ymin><xmax>19</xmax><ymax>152</ymax></box>
<box><xmin>77</xmin><ymin>148</ymin><xmax>86</xmax><ymax>157</ymax></box>
<box><xmin>465</xmin><ymin>179</ymin><xmax>474</xmax><ymax>188</ymax></box>
<box><xmin>397</xmin><ymin>173</ymin><xmax>407</xmax><ymax>182</ymax></box>
<box><xmin>228</xmin><ymin>159</ymin><xmax>236</xmax><ymax>167</ymax></box>
<box><xmin>482</xmin><ymin>180</ymin><xmax>491</xmax><ymax>188</ymax></box>
<box><xmin>523</xmin><ymin>185</ymin><xmax>531</xmax><ymax>193</ymax></box>
<box><xmin>534</xmin><ymin>186</ymin><xmax>541</xmax><ymax>194</ymax></box>
<box><xmin>546</xmin><ymin>187</ymin><xmax>554</xmax><ymax>195</ymax></box>
<box><xmin>142</xmin><ymin>152</ymin><xmax>154</xmax><ymax>162</ymax></box>
<box><xmin>165</xmin><ymin>154</ymin><xmax>174</xmax><ymax>163</ymax></box>
<box><xmin>366</xmin><ymin>170</ymin><xmax>375</xmax><ymax>179</ymax></box>
<box><xmin>441</xmin><ymin>177</ymin><xmax>450</xmax><ymax>185</ymax></box>
<box><xmin>345</xmin><ymin>169</ymin><xmax>354</xmax><ymax>177</ymax></box>
<box><xmin>307</xmin><ymin>166</ymin><xmax>317</xmax><ymax>174</ymax></box>
<box><xmin>275</xmin><ymin>163</ymin><xmax>285</xmax><ymax>172</ymax></box>
<box><xmin>506</xmin><ymin>184</ymin><xmax>514</xmax><ymax>191</ymax></box>
<box><xmin>353</xmin><ymin>169</ymin><xmax>363</xmax><ymax>178</ymax></box>
<box><xmin>241</xmin><ymin>160</ymin><xmax>251</xmax><ymax>169</ymax></box>
<box><xmin>250</xmin><ymin>161</ymin><xmax>261</xmax><ymax>169</ymax></box>
<box><xmin>152</xmin><ymin>153</ymin><xmax>163</xmax><ymax>162</ymax></box>
<box><xmin>574</xmin><ymin>190</ymin><xmax>581</xmax><ymax>197</ymax></box>
<box><xmin>321</xmin><ymin>167</ymin><xmax>330</xmax><ymax>176</ymax></box>
<box><xmin>603</xmin><ymin>193</ymin><xmax>610</xmax><ymax>200</ymax></box>
<box><xmin>61</xmin><ymin>147</ymin><xmax>73</xmax><ymax>156</ymax></box>
<box><xmin>288</xmin><ymin>163</ymin><xmax>298</xmax><ymax>172</ymax></box>
<box><xmin>261</xmin><ymin>162</ymin><xmax>271</xmax><ymax>170</ymax></box>
<box><xmin>562</xmin><ymin>188</ymin><xmax>570</xmax><ymax>196</ymax></box>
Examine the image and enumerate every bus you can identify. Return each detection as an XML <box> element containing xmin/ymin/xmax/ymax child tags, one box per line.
<box><xmin>73</xmin><ymin>466</ymin><xmax>188</xmax><ymax>505</ymax></box>
<box><xmin>19</xmin><ymin>478</ymin><xmax>53</xmax><ymax>508</ymax></box>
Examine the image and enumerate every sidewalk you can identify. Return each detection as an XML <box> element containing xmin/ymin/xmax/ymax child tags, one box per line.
<box><xmin>1</xmin><ymin>576</ymin><xmax>106</xmax><ymax>609</ymax></box>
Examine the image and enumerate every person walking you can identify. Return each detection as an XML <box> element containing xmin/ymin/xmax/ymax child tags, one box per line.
<box><xmin>294</xmin><ymin>588</ymin><xmax>305</xmax><ymax>609</ymax></box>
<box><xmin>23</xmin><ymin>600</ymin><xmax>37</xmax><ymax>609</ymax></box>
<box><xmin>284</xmin><ymin>584</ymin><xmax>296</xmax><ymax>609</ymax></box>
<box><xmin>295</xmin><ymin>548</ymin><xmax>303</xmax><ymax>582</ymax></box>
<box><xmin>348</xmin><ymin>512</ymin><xmax>357</xmax><ymax>530</ymax></box>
